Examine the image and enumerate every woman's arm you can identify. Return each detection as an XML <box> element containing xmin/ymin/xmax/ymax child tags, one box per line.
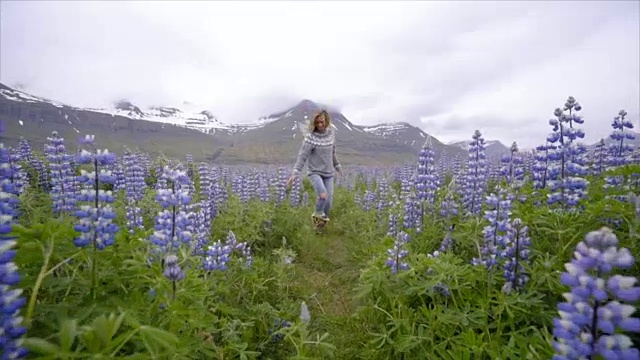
<box><xmin>292</xmin><ymin>141</ymin><xmax>313</xmax><ymax>176</ymax></box>
<box><xmin>333</xmin><ymin>144</ymin><xmax>342</xmax><ymax>173</ymax></box>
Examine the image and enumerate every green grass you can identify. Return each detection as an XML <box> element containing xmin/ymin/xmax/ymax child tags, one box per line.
<box><xmin>8</xmin><ymin>166</ymin><xmax>640</xmax><ymax>359</ymax></box>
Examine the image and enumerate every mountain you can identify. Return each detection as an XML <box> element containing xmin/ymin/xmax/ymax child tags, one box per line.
<box><xmin>225</xmin><ymin>99</ymin><xmax>434</xmax><ymax>164</ymax></box>
<box><xmin>0</xmin><ymin>84</ymin><xmax>234</xmax><ymax>162</ymax></box>
<box><xmin>0</xmin><ymin>83</ymin><xmax>475</xmax><ymax>164</ymax></box>
<box><xmin>87</xmin><ymin>99</ymin><xmax>256</xmax><ymax>135</ymax></box>
<box><xmin>448</xmin><ymin>139</ymin><xmax>511</xmax><ymax>158</ymax></box>
<box><xmin>588</xmin><ymin>130</ymin><xmax>640</xmax><ymax>150</ymax></box>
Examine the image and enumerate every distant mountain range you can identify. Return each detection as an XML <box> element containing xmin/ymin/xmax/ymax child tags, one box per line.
<box><xmin>0</xmin><ymin>82</ymin><xmax>521</xmax><ymax>164</ymax></box>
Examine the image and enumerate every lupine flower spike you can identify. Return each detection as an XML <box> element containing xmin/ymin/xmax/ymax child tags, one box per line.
<box><xmin>552</xmin><ymin>227</ymin><xmax>640</xmax><ymax>360</ymax></box>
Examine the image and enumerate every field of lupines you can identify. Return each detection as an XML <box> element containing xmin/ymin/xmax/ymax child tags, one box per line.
<box><xmin>1</xmin><ymin>96</ymin><xmax>640</xmax><ymax>359</ymax></box>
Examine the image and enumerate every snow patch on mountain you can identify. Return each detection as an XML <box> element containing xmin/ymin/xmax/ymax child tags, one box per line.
<box><xmin>0</xmin><ymin>86</ymin><xmax>67</xmax><ymax>108</ymax></box>
<box><xmin>362</xmin><ymin>122</ymin><xmax>424</xmax><ymax>137</ymax></box>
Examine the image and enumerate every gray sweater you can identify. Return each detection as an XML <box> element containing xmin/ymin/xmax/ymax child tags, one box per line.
<box><xmin>292</xmin><ymin>128</ymin><xmax>342</xmax><ymax>177</ymax></box>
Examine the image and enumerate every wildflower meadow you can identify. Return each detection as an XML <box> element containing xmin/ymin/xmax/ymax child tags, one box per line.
<box><xmin>2</xmin><ymin>96</ymin><xmax>640</xmax><ymax>359</ymax></box>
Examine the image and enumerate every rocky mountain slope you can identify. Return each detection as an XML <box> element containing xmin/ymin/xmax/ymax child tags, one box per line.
<box><xmin>0</xmin><ymin>83</ymin><xmax>512</xmax><ymax>164</ymax></box>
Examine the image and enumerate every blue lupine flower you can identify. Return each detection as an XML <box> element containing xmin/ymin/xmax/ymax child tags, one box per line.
<box><xmin>472</xmin><ymin>189</ymin><xmax>512</xmax><ymax>269</ymax></box>
<box><xmin>163</xmin><ymin>254</ymin><xmax>185</xmax><ymax>300</ymax></box>
<box><xmin>463</xmin><ymin>130</ymin><xmax>488</xmax><ymax>216</ymax></box>
<box><xmin>607</xmin><ymin>110</ymin><xmax>635</xmax><ymax>167</ymax></box>
<box><xmin>123</xmin><ymin>150</ymin><xmax>146</xmax><ymax>233</ymax></box>
<box><xmin>440</xmin><ymin>181</ymin><xmax>459</xmax><ymax>220</ymax></box>
<box><xmin>269</xmin><ymin>318</ymin><xmax>292</xmax><ymax>343</ymax></box>
<box><xmin>149</xmin><ymin>166</ymin><xmax>192</xmax><ymax>255</ymax></box>
<box><xmin>0</xmin><ymin>136</ymin><xmax>28</xmax><ymax>359</ymax></box>
<box><xmin>501</xmin><ymin>218</ymin><xmax>531</xmax><ymax>293</ymax></box>
<box><xmin>403</xmin><ymin>191</ymin><xmax>421</xmax><ymax>232</ymax></box>
<box><xmin>531</xmin><ymin>142</ymin><xmax>554</xmax><ymax>190</ymax></box>
<box><xmin>385</xmin><ymin>231</ymin><xmax>410</xmax><ymax>274</ymax></box>
<box><xmin>163</xmin><ymin>254</ymin><xmax>186</xmax><ymax>282</ymax></box>
<box><xmin>428</xmin><ymin>224</ymin><xmax>455</xmax><ymax>258</ymax></box>
<box><xmin>387</xmin><ymin>212</ymin><xmax>399</xmax><ymax>238</ymax></box>
<box><xmin>203</xmin><ymin>240</ymin><xmax>232</xmax><ymax>271</ymax></box>
<box><xmin>44</xmin><ymin>131</ymin><xmax>77</xmax><ymax>215</ymax></box>
<box><xmin>289</xmin><ymin>175</ymin><xmax>301</xmax><ymax>207</ymax></box>
<box><xmin>591</xmin><ymin>139</ymin><xmax>607</xmax><ymax>176</ymax></box>
<box><xmin>17</xmin><ymin>137</ymin><xmax>32</xmax><ymax>164</ymax></box>
<box><xmin>433</xmin><ymin>283</ymin><xmax>451</xmax><ymax>297</ymax></box>
<box><xmin>552</xmin><ymin>227</ymin><xmax>640</xmax><ymax>360</ymax></box>
<box><xmin>73</xmin><ymin>137</ymin><xmax>119</xmax><ymax>250</ymax></box>
<box><xmin>603</xmin><ymin>110</ymin><xmax>636</xmax><ymax>201</ymax></box>
<box><xmin>545</xmin><ymin>97</ymin><xmax>589</xmax><ymax>209</ymax></box>
<box><xmin>415</xmin><ymin>137</ymin><xmax>438</xmax><ymax>210</ymax></box>
<box><xmin>363</xmin><ymin>189</ymin><xmax>377</xmax><ymax>212</ymax></box>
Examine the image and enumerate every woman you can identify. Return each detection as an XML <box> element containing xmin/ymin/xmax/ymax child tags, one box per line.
<box><xmin>287</xmin><ymin>109</ymin><xmax>342</xmax><ymax>223</ymax></box>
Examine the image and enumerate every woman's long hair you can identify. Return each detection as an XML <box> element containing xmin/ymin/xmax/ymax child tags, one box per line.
<box><xmin>306</xmin><ymin>109</ymin><xmax>331</xmax><ymax>134</ymax></box>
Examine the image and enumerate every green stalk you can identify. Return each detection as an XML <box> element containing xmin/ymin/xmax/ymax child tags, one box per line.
<box><xmin>25</xmin><ymin>238</ymin><xmax>53</xmax><ymax>326</ymax></box>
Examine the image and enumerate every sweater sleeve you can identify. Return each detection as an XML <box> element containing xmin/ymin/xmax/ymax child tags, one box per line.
<box><xmin>333</xmin><ymin>144</ymin><xmax>342</xmax><ymax>172</ymax></box>
<box><xmin>292</xmin><ymin>140</ymin><xmax>313</xmax><ymax>175</ymax></box>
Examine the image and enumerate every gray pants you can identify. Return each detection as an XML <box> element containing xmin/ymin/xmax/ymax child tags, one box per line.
<box><xmin>309</xmin><ymin>174</ymin><xmax>334</xmax><ymax>217</ymax></box>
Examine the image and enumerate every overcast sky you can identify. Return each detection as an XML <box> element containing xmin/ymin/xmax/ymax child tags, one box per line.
<box><xmin>1</xmin><ymin>1</ymin><xmax>638</xmax><ymax>148</ymax></box>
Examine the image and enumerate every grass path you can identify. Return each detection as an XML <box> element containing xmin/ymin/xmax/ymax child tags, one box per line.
<box><xmin>293</xmin><ymin>230</ymin><xmax>358</xmax><ymax>317</ymax></box>
<box><xmin>280</xmin><ymin>202</ymin><xmax>375</xmax><ymax>357</ymax></box>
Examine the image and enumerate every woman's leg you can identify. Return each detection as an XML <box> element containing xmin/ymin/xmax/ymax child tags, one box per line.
<box><xmin>308</xmin><ymin>174</ymin><xmax>328</xmax><ymax>217</ymax></box>
<box><xmin>322</xmin><ymin>176</ymin><xmax>334</xmax><ymax>219</ymax></box>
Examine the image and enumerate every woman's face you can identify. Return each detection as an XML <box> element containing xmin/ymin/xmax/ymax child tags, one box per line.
<box><xmin>315</xmin><ymin>114</ymin><xmax>327</xmax><ymax>132</ymax></box>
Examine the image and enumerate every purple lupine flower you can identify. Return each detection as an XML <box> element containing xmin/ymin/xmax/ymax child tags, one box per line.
<box><xmin>203</xmin><ymin>240</ymin><xmax>232</xmax><ymax>271</ymax></box>
<box><xmin>275</xmin><ymin>167</ymin><xmax>288</xmax><ymax>205</ymax></box>
<box><xmin>124</xmin><ymin>150</ymin><xmax>146</xmax><ymax>233</ymax></box>
<box><xmin>387</xmin><ymin>213</ymin><xmax>399</xmax><ymax>238</ymax></box>
<box><xmin>73</xmin><ymin>136</ymin><xmax>119</xmax><ymax>250</ymax></box>
<box><xmin>546</xmin><ymin>96</ymin><xmax>589</xmax><ymax>209</ymax></box>
<box><xmin>111</xmin><ymin>160</ymin><xmax>126</xmax><ymax>192</ymax></box>
<box><xmin>289</xmin><ymin>175</ymin><xmax>301</xmax><ymax>207</ymax></box>
<box><xmin>415</xmin><ymin>137</ymin><xmax>438</xmax><ymax>210</ymax></box>
<box><xmin>472</xmin><ymin>189</ymin><xmax>512</xmax><ymax>269</ymax></box>
<box><xmin>428</xmin><ymin>224</ymin><xmax>455</xmax><ymax>258</ymax></box>
<box><xmin>440</xmin><ymin>181</ymin><xmax>459</xmax><ymax>220</ymax></box>
<box><xmin>385</xmin><ymin>231</ymin><xmax>410</xmax><ymax>274</ymax></box>
<box><xmin>552</xmin><ymin>227</ymin><xmax>640</xmax><ymax>360</ymax></box>
<box><xmin>363</xmin><ymin>189</ymin><xmax>377</xmax><ymax>212</ymax></box>
<box><xmin>163</xmin><ymin>254</ymin><xmax>186</xmax><ymax>282</ymax></box>
<box><xmin>500</xmin><ymin>142</ymin><xmax>526</xmax><ymax>202</ymax></box>
<box><xmin>6</xmin><ymin>148</ymin><xmax>27</xmax><ymax>197</ymax></box>
<box><xmin>269</xmin><ymin>318</ymin><xmax>292</xmax><ymax>343</ymax></box>
<box><xmin>17</xmin><ymin>137</ymin><xmax>32</xmax><ymax>163</ymax></box>
<box><xmin>163</xmin><ymin>254</ymin><xmax>186</xmax><ymax>300</ymax></box>
<box><xmin>403</xmin><ymin>192</ymin><xmax>421</xmax><ymax>232</ymax></box>
<box><xmin>501</xmin><ymin>218</ymin><xmax>531</xmax><ymax>294</ymax></box>
<box><xmin>29</xmin><ymin>155</ymin><xmax>49</xmax><ymax>191</ymax></box>
<box><xmin>376</xmin><ymin>177</ymin><xmax>389</xmax><ymax>215</ymax></box>
<box><xmin>607</xmin><ymin>110</ymin><xmax>635</xmax><ymax>167</ymax></box>
<box><xmin>591</xmin><ymin>139</ymin><xmax>607</xmax><ymax>176</ymax></box>
<box><xmin>0</xmin><ymin>133</ymin><xmax>28</xmax><ymax>359</ymax></box>
<box><xmin>44</xmin><ymin>131</ymin><xmax>77</xmax><ymax>215</ymax></box>
<box><xmin>221</xmin><ymin>230</ymin><xmax>253</xmax><ymax>267</ymax></box>
<box><xmin>463</xmin><ymin>130</ymin><xmax>488</xmax><ymax>216</ymax></box>
<box><xmin>433</xmin><ymin>283</ymin><xmax>451</xmax><ymax>297</ymax></box>
<box><xmin>603</xmin><ymin>110</ymin><xmax>636</xmax><ymax>199</ymax></box>
<box><xmin>400</xmin><ymin>177</ymin><xmax>413</xmax><ymax>199</ymax></box>
<box><xmin>149</xmin><ymin>166</ymin><xmax>192</xmax><ymax>255</ymax></box>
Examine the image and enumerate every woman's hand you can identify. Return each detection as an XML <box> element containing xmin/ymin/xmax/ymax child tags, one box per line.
<box><xmin>286</xmin><ymin>174</ymin><xmax>296</xmax><ymax>188</ymax></box>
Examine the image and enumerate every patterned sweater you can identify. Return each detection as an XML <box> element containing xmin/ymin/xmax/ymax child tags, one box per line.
<box><xmin>292</xmin><ymin>128</ymin><xmax>342</xmax><ymax>177</ymax></box>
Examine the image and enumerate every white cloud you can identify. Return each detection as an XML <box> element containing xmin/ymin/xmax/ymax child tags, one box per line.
<box><xmin>1</xmin><ymin>0</ymin><xmax>638</xmax><ymax>148</ymax></box>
